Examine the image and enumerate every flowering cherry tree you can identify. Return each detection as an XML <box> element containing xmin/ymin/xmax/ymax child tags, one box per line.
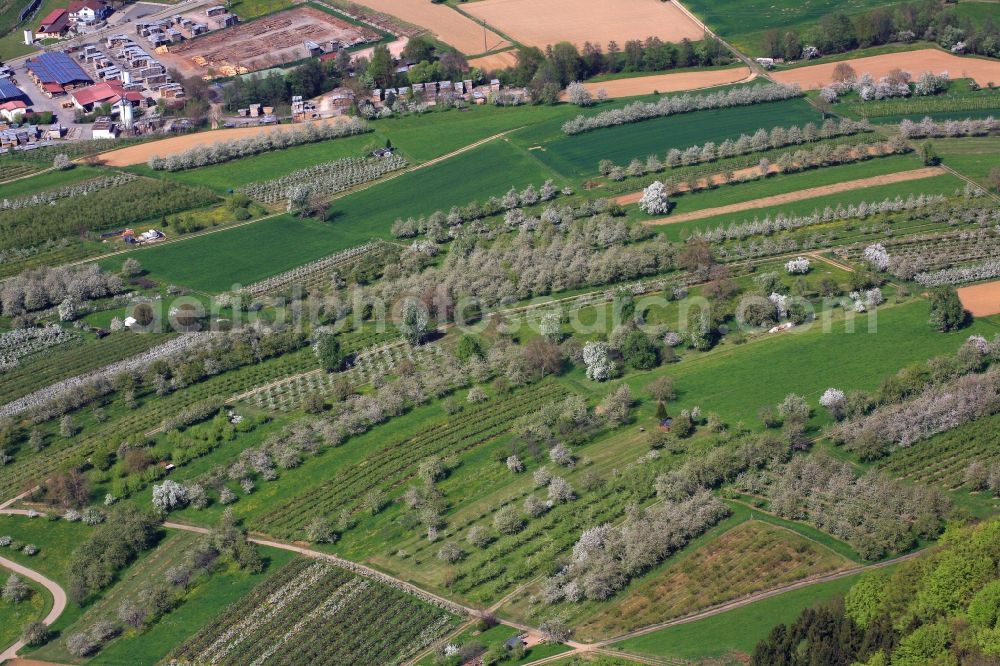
<box><xmin>785</xmin><ymin>257</ymin><xmax>811</xmax><ymax>274</ymax></box>
<box><xmin>583</xmin><ymin>341</ymin><xmax>615</xmax><ymax>381</ymax></box>
<box><xmin>638</xmin><ymin>181</ymin><xmax>671</xmax><ymax>215</ymax></box>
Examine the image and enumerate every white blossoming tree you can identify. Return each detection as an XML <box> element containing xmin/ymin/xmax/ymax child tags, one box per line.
<box><xmin>863</xmin><ymin>243</ymin><xmax>890</xmax><ymax>271</ymax></box>
<box><xmin>819</xmin><ymin>388</ymin><xmax>847</xmax><ymax>420</ymax></box>
<box><xmin>152</xmin><ymin>480</ymin><xmax>188</xmax><ymax>512</ymax></box>
<box><xmin>582</xmin><ymin>341</ymin><xmax>615</xmax><ymax>381</ymax></box>
<box><xmin>566</xmin><ymin>81</ymin><xmax>593</xmax><ymax>107</ymax></box>
<box><xmin>785</xmin><ymin>257</ymin><xmax>811</xmax><ymax>274</ymax></box>
<box><xmin>638</xmin><ymin>181</ymin><xmax>672</xmax><ymax>215</ymax></box>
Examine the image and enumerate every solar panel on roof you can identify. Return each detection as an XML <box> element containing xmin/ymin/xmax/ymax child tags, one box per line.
<box><xmin>0</xmin><ymin>80</ymin><xmax>23</xmax><ymax>101</ymax></box>
<box><xmin>28</xmin><ymin>52</ymin><xmax>92</xmax><ymax>85</ymax></box>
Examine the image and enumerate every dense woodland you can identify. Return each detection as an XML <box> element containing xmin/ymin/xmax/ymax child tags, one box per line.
<box><xmin>752</xmin><ymin>517</ymin><xmax>1000</xmax><ymax>666</ymax></box>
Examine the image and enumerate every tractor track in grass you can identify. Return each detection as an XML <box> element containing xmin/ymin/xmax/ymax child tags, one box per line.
<box><xmin>624</xmin><ymin>166</ymin><xmax>944</xmax><ymax>225</ymax></box>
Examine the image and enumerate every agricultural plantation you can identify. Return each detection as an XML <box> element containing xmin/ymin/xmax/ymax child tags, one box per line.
<box><xmin>2</xmin><ymin>16</ymin><xmax>1000</xmax><ymax>666</ymax></box>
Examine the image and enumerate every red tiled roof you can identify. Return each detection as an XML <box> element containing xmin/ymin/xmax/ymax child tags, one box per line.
<box><xmin>72</xmin><ymin>80</ymin><xmax>141</xmax><ymax>107</ymax></box>
<box><xmin>0</xmin><ymin>100</ymin><xmax>27</xmax><ymax>111</ymax></box>
<box><xmin>68</xmin><ymin>0</ymin><xmax>106</xmax><ymax>11</ymax></box>
<box><xmin>38</xmin><ymin>8</ymin><xmax>67</xmax><ymax>29</ymax></box>
<box><xmin>41</xmin><ymin>82</ymin><xmax>65</xmax><ymax>93</ymax></box>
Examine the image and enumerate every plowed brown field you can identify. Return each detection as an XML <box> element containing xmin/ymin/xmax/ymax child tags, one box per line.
<box><xmin>772</xmin><ymin>49</ymin><xmax>1000</xmax><ymax>89</ymax></box>
<box><xmin>464</xmin><ymin>0</ymin><xmax>703</xmax><ymax>49</ymax></box>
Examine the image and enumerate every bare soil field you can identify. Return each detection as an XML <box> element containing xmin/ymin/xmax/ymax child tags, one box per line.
<box><xmin>464</xmin><ymin>0</ymin><xmax>703</xmax><ymax>49</ymax></box>
<box><xmin>628</xmin><ymin>167</ymin><xmax>943</xmax><ymax>224</ymax></box>
<box><xmin>468</xmin><ymin>50</ymin><xmax>518</xmax><ymax>72</ymax></box>
<box><xmin>96</xmin><ymin>117</ymin><xmax>351</xmax><ymax>167</ymax></box>
<box><xmin>958</xmin><ymin>280</ymin><xmax>1000</xmax><ymax>317</ymax></box>
<box><xmin>772</xmin><ymin>49</ymin><xmax>1000</xmax><ymax>89</ymax></box>
<box><xmin>563</xmin><ymin>67</ymin><xmax>754</xmax><ymax>100</ymax></box>
<box><xmin>163</xmin><ymin>6</ymin><xmax>380</xmax><ymax>76</ymax></box>
<box><xmin>350</xmin><ymin>0</ymin><xmax>509</xmax><ymax>54</ymax></box>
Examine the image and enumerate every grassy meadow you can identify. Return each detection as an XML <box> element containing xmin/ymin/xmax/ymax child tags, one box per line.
<box><xmin>514</xmin><ymin>99</ymin><xmax>821</xmax><ymax>179</ymax></box>
<box><xmin>611</xmin><ymin>570</ymin><xmax>871</xmax><ymax>660</ymax></box>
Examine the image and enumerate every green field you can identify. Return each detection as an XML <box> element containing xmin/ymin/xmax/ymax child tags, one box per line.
<box><xmin>146</xmin><ymin>134</ymin><xmax>380</xmax><ymax>192</ymax></box>
<box><xmin>98</xmin><ymin>214</ymin><xmax>367</xmax><ymax>293</ymax></box>
<box><xmin>107</xmin><ymin>138</ymin><xmax>561</xmax><ymax>292</ymax></box>
<box><xmin>645</xmin><ymin>153</ymin><xmax>929</xmax><ymax>224</ymax></box>
<box><xmin>0</xmin><ymin>516</ymin><xmax>92</xmax><ymax>587</ymax></box>
<box><xmin>934</xmin><ymin>137</ymin><xmax>1000</xmax><ymax>187</ymax></box>
<box><xmin>0</xmin><ymin>166</ymin><xmax>108</xmax><ymax>200</ymax></box>
<box><xmin>611</xmin><ymin>570</ymin><xmax>869</xmax><ymax>660</ymax></box>
<box><xmin>0</xmin><ymin>0</ymin><xmax>52</xmax><ymax>60</ymax></box>
<box><xmin>0</xmin><ymin>565</ymin><xmax>47</xmax><ymax>652</ymax></box>
<box><xmin>513</xmin><ymin>99</ymin><xmax>821</xmax><ymax>178</ymax></box>
<box><xmin>681</xmin><ymin>0</ymin><xmax>896</xmax><ymax>55</ymax></box>
<box><xmin>619</xmin><ymin>298</ymin><xmax>1000</xmax><ymax>426</ymax></box>
<box><xmin>657</xmin><ymin>172</ymin><xmax>964</xmax><ymax>242</ymax></box>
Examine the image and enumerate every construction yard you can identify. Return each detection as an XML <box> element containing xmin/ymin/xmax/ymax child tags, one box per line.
<box><xmin>161</xmin><ymin>6</ymin><xmax>380</xmax><ymax>78</ymax></box>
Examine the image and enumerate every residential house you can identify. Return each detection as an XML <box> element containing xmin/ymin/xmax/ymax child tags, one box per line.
<box><xmin>36</xmin><ymin>8</ymin><xmax>69</xmax><ymax>37</ymax></box>
<box><xmin>0</xmin><ymin>100</ymin><xmax>28</xmax><ymax>122</ymax></box>
<box><xmin>68</xmin><ymin>0</ymin><xmax>111</xmax><ymax>26</ymax></box>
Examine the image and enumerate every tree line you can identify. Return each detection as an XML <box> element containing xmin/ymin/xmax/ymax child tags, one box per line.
<box><xmin>761</xmin><ymin>0</ymin><xmax>1000</xmax><ymax>60</ymax></box>
<box><xmin>497</xmin><ymin>37</ymin><xmax>733</xmax><ymax>104</ymax></box>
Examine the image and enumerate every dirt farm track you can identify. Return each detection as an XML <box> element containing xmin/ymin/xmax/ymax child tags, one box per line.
<box><xmin>464</xmin><ymin>0</ymin><xmax>703</xmax><ymax>50</ymax></box>
<box><xmin>772</xmin><ymin>49</ymin><xmax>1000</xmax><ymax>89</ymax></box>
<box><xmin>95</xmin><ymin>117</ymin><xmax>351</xmax><ymax>167</ymax></box>
<box><xmin>958</xmin><ymin>280</ymin><xmax>1000</xmax><ymax>317</ymax></box>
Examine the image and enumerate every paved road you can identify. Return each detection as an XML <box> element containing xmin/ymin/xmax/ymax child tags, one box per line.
<box><xmin>0</xmin><ymin>556</ymin><xmax>67</xmax><ymax>664</ymax></box>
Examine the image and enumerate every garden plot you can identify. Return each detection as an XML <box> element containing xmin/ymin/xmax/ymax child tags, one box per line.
<box><xmin>247</xmin><ymin>343</ymin><xmax>445</xmax><ymax>412</ymax></box>
<box><xmin>772</xmin><ymin>49</ymin><xmax>1000</xmax><ymax>90</ymax></box>
<box><xmin>464</xmin><ymin>0</ymin><xmax>703</xmax><ymax>49</ymax></box>
<box><xmin>163</xmin><ymin>6</ymin><xmax>380</xmax><ymax>77</ymax></box>
<box><xmin>959</xmin><ymin>279</ymin><xmax>1000</xmax><ymax>316</ymax></box>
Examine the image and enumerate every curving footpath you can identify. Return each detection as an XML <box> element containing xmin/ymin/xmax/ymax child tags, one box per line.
<box><xmin>0</xmin><ymin>556</ymin><xmax>67</xmax><ymax>664</ymax></box>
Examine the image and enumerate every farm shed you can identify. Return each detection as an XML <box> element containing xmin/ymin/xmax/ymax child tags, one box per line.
<box><xmin>25</xmin><ymin>52</ymin><xmax>93</xmax><ymax>95</ymax></box>
<box><xmin>71</xmin><ymin>80</ymin><xmax>143</xmax><ymax>111</ymax></box>
<box><xmin>36</xmin><ymin>8</ymin><xmax>69</xmax><ymax>37</ymax></box>
<box><xmin>0</xmin><ymin>80</ymin><xmax>26</xmax><ymax>103</ymax></box>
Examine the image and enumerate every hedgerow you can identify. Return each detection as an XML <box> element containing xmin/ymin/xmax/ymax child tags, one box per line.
<box><xmin>561</xmin><ymin>84</ymin><xmax>802</xmax><ymax>135</ymax></box>
<box><xmin>147</xmin><ymin>118</ymin><xmax>371</xmax><ymax>171</ymax></box>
